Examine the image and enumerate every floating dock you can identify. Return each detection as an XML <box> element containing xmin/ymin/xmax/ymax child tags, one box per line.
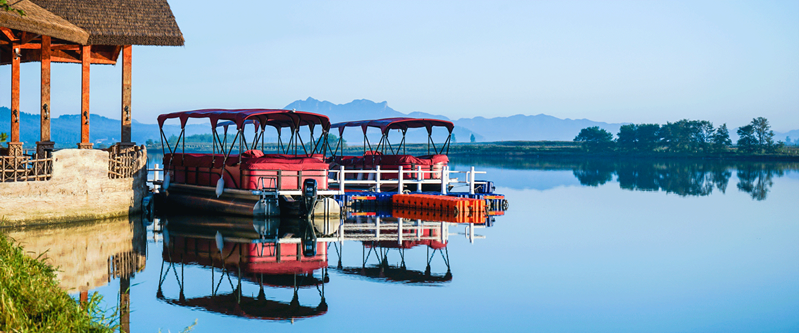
<box><xmin>148</xmin><ymin>164</ymin><xmax>508</xmax><ymax>222</ymax></box>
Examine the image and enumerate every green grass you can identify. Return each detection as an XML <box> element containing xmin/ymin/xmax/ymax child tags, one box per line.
<box><xmin>0</xmin><ymin>233</ymin><xmax>116</xmax><ymax>333</ymax></box>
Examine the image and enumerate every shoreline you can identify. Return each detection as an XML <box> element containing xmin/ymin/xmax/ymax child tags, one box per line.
<box><xmin>146</xmin><ymin>142</ymin><xmax>799</xmax><ymax>162</ymax></box>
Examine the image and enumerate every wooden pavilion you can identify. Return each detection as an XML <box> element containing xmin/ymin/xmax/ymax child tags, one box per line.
<box><xmin>0</xmin><ymin>0</ymin><xmax>182</xmax><ymax>224</ymax></box>
<box><xmin>0</xmin><ymin>0</ymin><xmax>183</xmax><ymax>158</ymax></box>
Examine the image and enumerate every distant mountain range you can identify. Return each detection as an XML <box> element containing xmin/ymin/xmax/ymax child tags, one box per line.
<box><xmin>0</xmin><ymin>107</ymin><xmax>209</xmax><ymax>148</ymax></box>
<box><xmin>287</xmin><ymin>97</ymin><xmax>624</xmax><ymax>142</ymax></box>
<box><xmin>0</xmin><ymin>100</ymin><xmax>797</xmax><ymax>146</ymax></box>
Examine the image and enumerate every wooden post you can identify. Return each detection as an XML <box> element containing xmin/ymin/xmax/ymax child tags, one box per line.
<box><xmin>120</xmin><ymin>276</ymin><xmax>130</xmax><ymax>333</ymax></box>
<box><xmin>120</xmin><ymin>45</ymin><xmax>132</xmax><ymax>146</ymax></box>
<box><xmin>78</xmin><ymin>45</ymin><xmax>92</xmax><ymax>149</ymax></box>
<box><xmin>37</xmin><ymin>36</ymin><xmax>54</xmax><ymax>157</ymax></box>
<box><xmin>8</xmin><ymin>42</ymin><xmax>22</xmax><ymax>156</ymax></box>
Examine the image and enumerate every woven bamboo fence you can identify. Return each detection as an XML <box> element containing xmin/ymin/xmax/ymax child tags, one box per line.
<box><xmin>0</xmin><ymin>153</ymin><xmax>53</xmax><ymax>182</ymax></box>
<box><xmin>109</xmin><ymin>250</ymin><xmax>146</xmax><ymax>280</ymax></box>
<box><xmin>108</xmin><ymin>145</ymin><xmax>145</xmax><ymax>179</ymax></box>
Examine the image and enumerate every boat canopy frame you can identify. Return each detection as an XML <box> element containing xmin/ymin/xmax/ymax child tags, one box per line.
<box><xmin>157</xmin><ymin>109</ymin><xmax>331</xmax><ymax>169</ymax></box>
<box><xmin>328</xmin><ymin>118</ymin><xmax>454</xmax><ymax>158</ymax></box>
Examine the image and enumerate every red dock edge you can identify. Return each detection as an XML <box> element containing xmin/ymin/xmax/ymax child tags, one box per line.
<box><xmin>391</xmin><ymin>194</ymin><xmax>486</xmax><ymax>223</ymax></box>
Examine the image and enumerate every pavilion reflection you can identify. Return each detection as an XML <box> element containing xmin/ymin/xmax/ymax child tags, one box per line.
<box><xmin>4</xmin><ymin>216</ymin><xmax>146</xmax><ymax>332</ymax></box>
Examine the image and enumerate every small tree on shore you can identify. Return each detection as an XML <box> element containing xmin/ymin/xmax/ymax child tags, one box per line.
<box><xmin>736</xmin><ymin>125</ymin><xmax>757</xmax><ymax>153</ymax></box>
<box><xmin>616</xmin><ymin>124</ymin><xmax>637</xmax><ymax>151</ymax></box>
<box><xmin>750</xmin><ymin>117</ymin><xmax>774</xmax><ymax>148</ymax></box>
<box><xmin>470</xmin><ymin>133</ymin><xmax>476</xmax><ymax>143</ymax></box>
<box><xmin>327</xmin><ymin>133</ymin><xmax>346</xmax><ymax>147</ymax></box>
<box><xmin>711</xmin><ymin>124</ymin><xmax>731</xmax><ymax>151</ymax></box>
<box><xmin>575</xmin><ymin>126</ymin><xmax>614</xmax><ymax>151</ymax></box>
<box><xmin>637</xmin><ymin>124</ymin><xmax>661</xmax><ymax>152</ymax></box>
<box><xmin>697</xmin><ymin>121</ymin><xmax>715</xmax><ymax>152</ymax></box>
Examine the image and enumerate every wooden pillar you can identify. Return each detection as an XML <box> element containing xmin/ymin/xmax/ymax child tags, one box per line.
<box><xmin>7</xmin><ymin>42</ymin><xmax>22</xmax><ymax>156</ymax></box>
<box><xmin>120</xmin><ymin>45</ymin><xmax>133</xmax><ymax>146</ymax></box>
<box><xmin>119</xmin><ymin>276</ymin><xmax>130</xmax><ymax>333</ymax></box>
<box><xmin>78</xmin><ymin>45</ymin><xmax>92</xmax><ymax>149</ymax></box>
<box><xmin>37</xmin><ymin>36</ymin><xmax>54</xmax><ymax>157</ymax></box>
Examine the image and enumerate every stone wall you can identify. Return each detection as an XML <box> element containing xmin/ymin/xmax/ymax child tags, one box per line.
<box><xmin>0</xmin><ymin>147</ymin><xmax>147</xmax><ymax>225</ymax></box>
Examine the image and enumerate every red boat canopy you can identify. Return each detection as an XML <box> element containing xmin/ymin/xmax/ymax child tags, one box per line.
<box><xmin>157</xmin><ymin>109</ymin><xmax>331</xmax><ymax>132</ymax></box>
<box><xmin>330</xmin><ymin>117</ymin><xmax>454</xmax><ymax>136</ymax></box>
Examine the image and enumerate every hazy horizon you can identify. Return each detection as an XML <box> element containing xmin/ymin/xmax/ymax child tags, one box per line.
<box><xmin>0</xmin><ymin>1</ymin><xmax>796</xmax><ymax>131</ymax></box>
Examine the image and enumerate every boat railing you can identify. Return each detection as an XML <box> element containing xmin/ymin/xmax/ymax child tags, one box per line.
<box><xmin>328</xmin><ymin>165</ymin><xmax>488</xmax><ymax>194</ymax></box>
<box><xmin>147</xmin><ymin>164</ymin><xmax>489</xmax><ymax>196</ymax></box>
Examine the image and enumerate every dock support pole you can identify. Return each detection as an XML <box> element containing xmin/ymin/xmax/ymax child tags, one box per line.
<box><xmin>469</xmin><ymin>166</ymin><xmax>475</xmax><ymax>195</ymax></box>
<box><xmin>339</xmin><ymin>166</ymin><xmax>345</xmax><ymax>193</ymax></box>
<box><xmin>440</xmin><ymin>166</ymin><xmax>448</xmax><ymax>194</ymax></box>
<box><xmin>398</xmin><ymin>217</ymin><xmax>403</xmax><ymax>245</ymax></box>
<box><xmin>416</xmin><ymin>166</ymin><xmax>422</xmax><ymax>192</ymax></box>
<box><xmin>398</xmin><ymin>166</ymin><xmax>404</xmax><ymax>194</ymax></box>
<box><xmin>375</xmin><ymin>166</ymin><xmax>381</xmax><ymax>193</ymax></box>
<box><xmin>469</xmin><ymin>223</ymin><xmax>474</xmax><ymax>244</ymax></box>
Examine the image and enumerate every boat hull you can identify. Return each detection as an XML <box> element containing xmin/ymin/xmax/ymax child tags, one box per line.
<box><xmin>155</xmin><ymin>184</ymin><xmax>340</xmax><ymax>218</ymax></box>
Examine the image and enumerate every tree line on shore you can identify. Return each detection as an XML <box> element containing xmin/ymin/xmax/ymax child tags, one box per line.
<box><xmin>574</xmin><ymin>117</ymin><xmax>793</xmax><ymax>154</ymax></box>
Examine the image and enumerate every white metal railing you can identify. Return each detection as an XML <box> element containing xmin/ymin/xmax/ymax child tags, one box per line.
<box><xmin>147</xmin><ymin>164</ymin><xmax>489</xmax><ymax>196</ymax></box>
<box><xmin>328</xmin><ymin>165</ymin><xmax>487</xmax><ymax>194</ymax></box>
<box><xmin>147</xmin><ymin>163</ymin><xmax>165</xmax><ymax>183</ymax></box>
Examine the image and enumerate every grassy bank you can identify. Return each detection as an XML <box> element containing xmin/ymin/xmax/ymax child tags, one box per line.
<box><xmin>0</xmin><ymin>233</ymin><xmax>114</xmax><ymax>332</ymax></box>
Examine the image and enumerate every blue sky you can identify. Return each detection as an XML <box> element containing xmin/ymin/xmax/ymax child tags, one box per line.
<box><xmin>1</xmin><ymin>0</ymin><xmax>798</xmax><ymax>131</ymax></box>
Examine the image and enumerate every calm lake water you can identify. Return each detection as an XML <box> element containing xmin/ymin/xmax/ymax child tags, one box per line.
<box><xmin>5</xmin><ymin>156</ymin><xmax>798</xmax><ymax>332</ymax></box>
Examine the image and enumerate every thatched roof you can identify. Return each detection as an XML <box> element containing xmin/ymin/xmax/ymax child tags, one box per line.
<box><xmin>30</xmin><ymin>0</ymin><xmax>184</xmax><ymax>46</ymax></box>
<box><xmin>0</xmin><ymin>0</ymin><xmax>89</xmax><ymax>44</ymax></box>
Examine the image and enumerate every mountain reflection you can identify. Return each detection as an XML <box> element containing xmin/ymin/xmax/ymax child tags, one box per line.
<box><xmin>451</xmin><ymin>156</ymin><xmax>797</xmax><ymax>200</ymax></box>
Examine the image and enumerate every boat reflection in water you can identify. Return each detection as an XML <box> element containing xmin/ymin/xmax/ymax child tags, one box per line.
<box><xmin>333</xmin><ymin>212</ymin><xmax>453</xmax><ymax>284</ymax></box>
<box><xmin>155</xmin><ymin>207</ymin><xmax>490</xmax><ymax>320</ymax></box>
<box><xmin>156</xmin><ymin>214</ymin><xmax>329</xmax><ymax>321</ymax></box>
